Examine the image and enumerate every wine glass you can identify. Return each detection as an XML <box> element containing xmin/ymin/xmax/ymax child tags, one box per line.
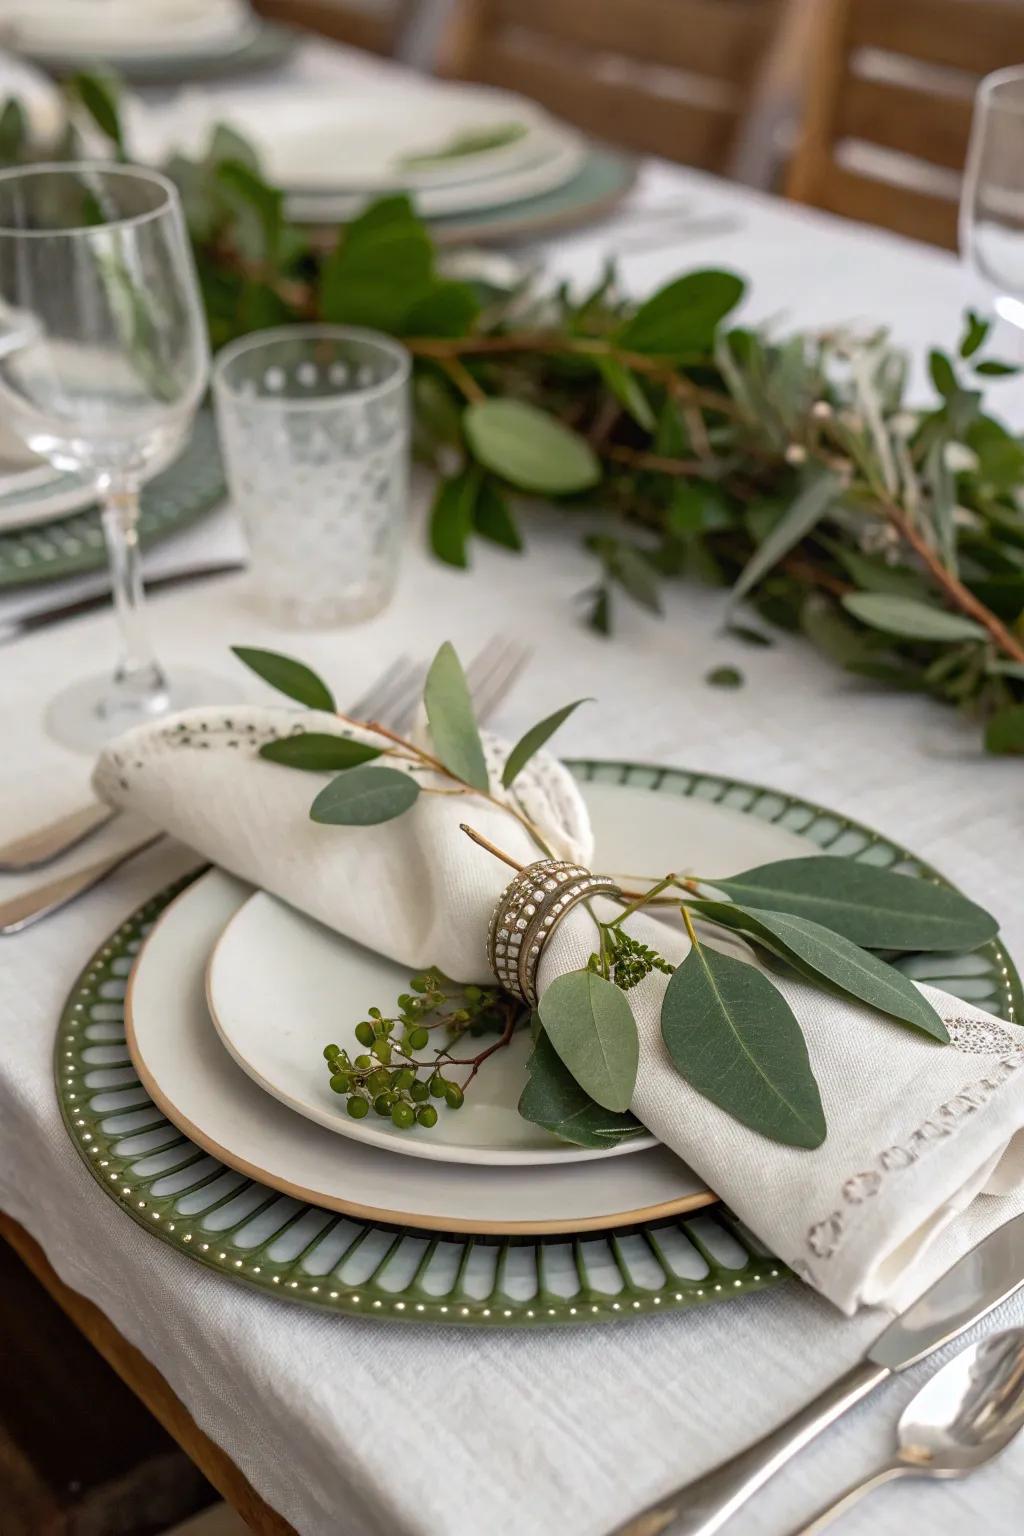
<box><xmin>961</xmin><ymin>67</ymin><xmax>1024</xmax><ymax>340</ymax></box>
<box><xmin>0</xmin><ymin>161</ymin><xmax>235</xmax><ymax>751</ymax></box>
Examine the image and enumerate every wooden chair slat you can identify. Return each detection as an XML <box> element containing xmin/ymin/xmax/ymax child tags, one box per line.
<box><xmin>816</xmin><ymin>164</ymin><xmax>960</xmax><ymax>247</ymax></box>
<box><xmin>488</xmin><ymin>0</ymin><xmax>776</xmax><ymax>81</ymax></box>
<box><xmin>787</xmin><ymin>0</ymin><xmax>1024</xmax><ymax>245</ymax></box>
<box><xmin>444</xmin><ymin>0</ymin><xmax>784</xmax><ymax>172</ymax></box>
<box><xmin>837</xmin><ymin>73</ymin><xmax>976</xmax><ymax>169</ymax></box>
<box><xmin>473</xmin><ymin>37</ymin><xmax>739</xmax><ymax>168</ymax></box>
<box><xmin>848</xmin><ymin>0</ymin><xmax>1024</xmax><ymax>76</ymax></box>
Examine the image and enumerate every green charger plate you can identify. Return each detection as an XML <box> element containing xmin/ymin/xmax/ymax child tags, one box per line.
<box><xmin>55</xmin><ymin>761</ymin><xmax>1020</xmax><ymax>1328</ymax></box>
<box><xmin>0</xmin><ymin>412</ymin><xmax>226</xmax><ymax>591</ymax></box>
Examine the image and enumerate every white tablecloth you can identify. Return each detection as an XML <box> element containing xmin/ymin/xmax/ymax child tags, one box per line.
<box><xmin>1</xmin><ymin>36</ymin><xmax>1022</xmax><ymax>1536</ymax></box>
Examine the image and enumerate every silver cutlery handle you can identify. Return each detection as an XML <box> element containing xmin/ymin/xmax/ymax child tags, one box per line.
<box><xmin>0</xmin><ymin>802</ymin><xmax>119</xmax><ymax>872</ymax></box>
<box><xmin>609</xmin><ymin>1358</ymin><xmax>890</xmax><ymax>1536</ymax></box>
<box><xmin>790</xmin><ymin>1460</ymin><xmax>910</xmax><ymax>1536</ymax></box>
<box><xmin>0</xmin><ymin>834</ymin><xmax>162</xmax><ymax>933</ymax></box>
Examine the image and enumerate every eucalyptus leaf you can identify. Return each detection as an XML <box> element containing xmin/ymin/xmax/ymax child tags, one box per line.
<box><xmin>518</xmin><ymin>1029</ymin><xmax>646</xmax><ymax>1147</ymax></box>
<box><xmin>842</xmin><ymin>592</ymin><xmax>989</xmax><ymax>644</ymax></box>
<box><xmin>402</xmin><ymin>280</ymin><xmax>480</xmax><ymax>338</ymax></box>
<box><xmin>824</xmin><ymin>540</ymin><xmax>929</xmax><ymax>600</ymax></box>
<box><xmin>703</xmin><ymin>856</ymin><xmax>998</xmax><ymax>952</ymax></box>
<box><xmin>959</xmin><ymin>311</ymin><xmax>990</xmax><ymax>358</ymax></box>
<box><xmin>429</xmin><ymin>468</ymin><xmax>480</xmax><ymax>568</ymax></box>
<box><xmin>688</xmin><ymin>901</ymin><xmax>948</xmax><ymax>1040</ymax></box>
<box><xmin>231</xmin><ymin>646</ymin><xmax>335</xmax><ymax>711</ymax></box>
<box><xmin>975</xmin><ymin>360</ymin><xmax>1019</xmax><ymax>377</ymax></box>
<box><xmin>321</xmin><ymin>210</ymin><xmax>433</xmax><ymax>331</ymax></box>
<box><xmin>926</xmin><ymin>438</ymin><xmax>958</xmax><ymax>575</ymax></box>
<box><xmin>0</xmin><ymin>99</ymin><xmax>27</xmax><ymax>161</ymax></box>
<box><xmin>618</xmin><ymin>270</ymin><xmax>745</xmax><ymax>355</ymax></box>
<box><xmin>985</xmin><ymin>703</ymin><xmax>1024</xmax><ymax>755</ymax></box>
<box><xmin>464</xmin><ymin>399</ymin><xmax>600</xmax><ymax>494</ymax></box>
<box><xmin>730</xmin><ymin>470</ymin><xmax>840</xmax><ymax>607</ymax></box>
<box><xmin>538</xmin><ymin>969</ymin><xmax>639</xmax><ymax>1113</ymax></box>
<box><xmin>310</xmin><ymin>765</ymin><xmax>420</xmax><ymax>825</ymax></box>
<box><xmin>661</xmin><ymin>937</ymin><xmax>826</xmax><ymax>1148</ymax></box>
<box><xmin>259</xmin><ymin>733</ymin><xmax>381</xmax><ymax>772</ymax></box>
<box><xmin>69</xmin><ymin>73</ymin><xmax>124</xmax><ymax>152</ymax></box>
<box><xmin>473</xmin><ymin>479</ymin><xmax>522</xmax><ymax>551</ymax></box>
<box><xmin>800</xmin><ymin>594</ymin><xmax>874</xmax><ymax>667</ymax></box>
<box><xmin>706</xmin><ymin>665</ymin><xmax>744</xmax><ymax>688</ymax></box>
<box><xmin>929</xmin><ymin>349</ymin><xmax>957</xmax><ymax>400</ymax></box>
<box><xmin>423</xmin><ymin>641</ymin><xmax>489</xmax><ymax>791</ymax></box>
<box><xmin>596</xmin><ymin>355</ymin><xmax>655</xmax><ymax>429</ymax></box>
<box><xmin>501</xmin><ymin>698</ymin><xmax>591</xmax><ymax>787</ymax></box>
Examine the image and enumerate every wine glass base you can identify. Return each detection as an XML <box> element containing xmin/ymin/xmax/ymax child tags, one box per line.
<box><xmin>45</xmin><ymin>667</ymin><xmax>245</xmax><ymax>754</ymax></box>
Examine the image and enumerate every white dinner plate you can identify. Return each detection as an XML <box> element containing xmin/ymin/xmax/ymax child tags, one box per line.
<box><xmin>204</xmin><ymin>778</ymin><xmax>814</xmax><ymax>1168</ymax></box>
<box><xmin>126</xmin><ymin>867</ymin><xmax>713</xmax><ymax>1234</ymax></box>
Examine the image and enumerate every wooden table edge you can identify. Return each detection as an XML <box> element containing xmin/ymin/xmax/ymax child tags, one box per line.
<box><xmin>0</xmin><ymin>1211</ymin><xmax>298</xmax><ymax>1536</ymax></box>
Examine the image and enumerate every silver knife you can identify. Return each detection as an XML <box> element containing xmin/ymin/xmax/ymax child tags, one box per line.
<box><xmin>0</xmin><ymin>834</ymin><xmax>163</xmax><ymax>934</ymax></box>
<box><xmin>610</xmin><ymin>1211</ymin><xmax>1024</xmax><ymax>1536</ymax></box>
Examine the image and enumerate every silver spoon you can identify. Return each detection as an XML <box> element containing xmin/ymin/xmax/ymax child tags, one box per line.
<box><xmin>792</xmin><ymin>1327</ymin><xmax>1024</xmax><ymax>1534</ymax></box>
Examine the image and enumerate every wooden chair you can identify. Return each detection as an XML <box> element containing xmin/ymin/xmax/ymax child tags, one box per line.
<box><xmin>439</xmin><ymin>0</ymin><xmax>786</xmax><ymax>174</ymax></box>
<box><xmin>786</xmin><ymin>0</ymin><xmax>1024</xmax><ymax>248</ymax></box>
<box><xmin>251</xmin><ymin>0</ymin><xmax>413</xmax><ymax>58</ymax></box>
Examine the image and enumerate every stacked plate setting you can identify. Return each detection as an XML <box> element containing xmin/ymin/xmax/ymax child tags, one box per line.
<box><xmin>63</xmin><ymin>761</ymin><xmax>1022</xmax><ymax>1324</ymax></box>
<box><xmin>127</xmin><ymin>79</ymin><xmax>591</xmax><ymax>226</ymax></box>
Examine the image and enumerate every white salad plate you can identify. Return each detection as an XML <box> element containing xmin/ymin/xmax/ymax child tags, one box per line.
<box><xmin>202</xmin><ymin>777</ymin><xmax>814</xmax><ymax>1168</ymax></box>
<box><xmin>126</xmin><ymin>867</ymin><xmax>713</xmax><ymax>1234</ymax></box>
<box><xmin>207</xmin><ymin>891</ymin><xmax>656</xmax><ymax>1168</ymax></box>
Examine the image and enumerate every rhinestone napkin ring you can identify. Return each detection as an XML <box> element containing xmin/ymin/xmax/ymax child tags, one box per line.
<box><xmin>487</xmin><ymin>859</ymin><xmax>621</xmax><ymax>1005</ymax></box>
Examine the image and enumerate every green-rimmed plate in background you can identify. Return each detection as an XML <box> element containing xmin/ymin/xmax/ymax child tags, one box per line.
<box><xmin>0</xmin><ymin>411</ymin><xmax>226</xmax><ymax>591</ymax></box>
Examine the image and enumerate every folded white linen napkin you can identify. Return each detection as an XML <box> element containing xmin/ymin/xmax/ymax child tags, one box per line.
<box><xmin>95</xmin><ymin>704</ymin><xmax>1024</xmax><ymax>1315</ymax></box>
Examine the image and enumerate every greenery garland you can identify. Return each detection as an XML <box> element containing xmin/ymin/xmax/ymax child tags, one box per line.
<box><xmin>4</xmin><ymin>78</ymin><xmax>1024</xmax><ymax>755</ymax></box>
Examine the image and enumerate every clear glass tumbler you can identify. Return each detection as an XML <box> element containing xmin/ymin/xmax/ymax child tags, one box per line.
<box><xmin>212</xmin><ymin>325</ymin><xmax>411</xmax><ymax>627</ymax></box>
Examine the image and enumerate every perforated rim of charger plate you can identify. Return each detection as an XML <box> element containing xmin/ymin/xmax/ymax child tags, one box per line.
<box><xmin>55</xmin><ymin>760</ymin><xmax>1020</xmax><ymax>1327</ymax></box>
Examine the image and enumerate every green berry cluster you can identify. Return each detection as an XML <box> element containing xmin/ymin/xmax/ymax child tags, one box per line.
<box><xmin>590</xmin><ymin>929</ymin><xmax>675</xmax><ymax>990</ymax></box>
<box><xmin>320</xmin><ymin>967</ymin><xmax>523</xmax><ymax>1132</ymax></box>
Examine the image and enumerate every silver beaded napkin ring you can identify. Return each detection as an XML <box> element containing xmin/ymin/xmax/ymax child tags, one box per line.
<box><xmin>486</xmin><ymin>858</ymin><xmax>621</xmax><ymax>1006</ymax></box>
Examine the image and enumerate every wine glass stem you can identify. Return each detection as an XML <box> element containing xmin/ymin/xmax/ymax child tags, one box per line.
<box><xmin>100</xmin><ymin>479</ymin><xmax>170</xmax><ymax>718</ymax></box>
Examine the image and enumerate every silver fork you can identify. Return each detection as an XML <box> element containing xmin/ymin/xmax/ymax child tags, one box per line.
<box><xmin>0</xmin><ymin>636</ymin><xmax>530</xmax><ymax>935</ymax></box>
<box><xmin>0</xmin><ymin>637</ymin><xmax>531</xmax><ymax>875</ymax></box>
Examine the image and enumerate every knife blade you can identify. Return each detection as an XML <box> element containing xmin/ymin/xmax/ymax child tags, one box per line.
<box><xmin>0</xmin><ymin>559</ymin><xmax>246</xmax><ymax>646</ymax></box>
<box><xmin>609</xmin><ymin>1211</ymin><xmax>1024</xmax><ymax>1536</ymax></box>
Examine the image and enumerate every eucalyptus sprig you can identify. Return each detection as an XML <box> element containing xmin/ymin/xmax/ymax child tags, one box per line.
<box><xmin>8</xmin><ymin>75</ymin><xmax>1024</xmax><ymax>752</ymax></box>
<box><xmin>233</xmin><ymin>639</ymin><xmax>999</xmax><ymax>1149</ymax></box>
